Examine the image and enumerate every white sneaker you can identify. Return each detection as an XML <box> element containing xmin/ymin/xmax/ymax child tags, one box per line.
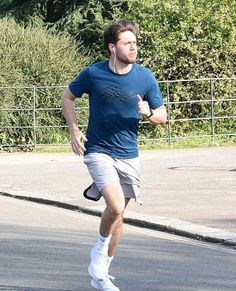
<box><xmin>88</xmin><ymin>245</ymin><xmax>108</xmax><ymax>280</ymax></box>
<box><xmin>91</xmin><ymin>277</ymin><xmax>120</xmax><ymax>291</ymax></box>
<box><xmin>106</xmin><ymin>257</ymin><xmax>115</xmax><ymax>281</ymax></box>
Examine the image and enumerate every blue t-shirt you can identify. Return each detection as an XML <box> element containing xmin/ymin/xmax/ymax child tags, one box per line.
<box><xmin>69</xmin><ymin>60</ymin><xmax>163</xmax><ymax>159</ymax></box>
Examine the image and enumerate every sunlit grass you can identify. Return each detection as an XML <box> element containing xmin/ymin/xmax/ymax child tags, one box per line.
<box><xmin>29</xmin><ymin>137</ymin><xmax>236</xmax><ymax>153</ymax></box>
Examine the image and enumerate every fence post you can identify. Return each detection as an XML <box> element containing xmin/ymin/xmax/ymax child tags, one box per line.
<box><xmin>166</xmin><ymin>80</ymin><xmax>172</xmax><ymax>145</ymax></box>
<box><xmin>33</xmin><ymin>86</ymin><xmax>36</xmax><ymax>147</ymax></box>
<box><xmin>210</xmin><ymin>78</ymin><xmax>215</xmax><ymax>143</ymax></box>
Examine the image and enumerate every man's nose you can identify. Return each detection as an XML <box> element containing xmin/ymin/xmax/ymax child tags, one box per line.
<box><xmin>130</xmin><ymin>43</ymin><xmax>136</xmax><ymax>50</ymax></box>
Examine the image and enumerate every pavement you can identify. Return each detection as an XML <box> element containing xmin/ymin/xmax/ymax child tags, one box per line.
<box><xmin>0</xmin><ymin>146</ymin><xmax>236</xmax><ymax>248</ymax></box>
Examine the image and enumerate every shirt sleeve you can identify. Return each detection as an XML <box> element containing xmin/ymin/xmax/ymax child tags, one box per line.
<box><xmin>68</xmin><ymin>67</ymin><xmax>90</xmax><ymax>98</ymax></box>
<box><xmin>143</xmin><ymin>72</ymin><xmax>163</xmax><ymax>109</ymax></box>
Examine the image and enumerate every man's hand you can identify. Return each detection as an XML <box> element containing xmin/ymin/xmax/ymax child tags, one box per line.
<box><xmin>137</xmin><ymin>94</ymin><xmax>168</xmax><ymax>124</ymax></box>
<box><xmin>137</xmin><ymin>95</ymin><xmax>152</xmax><ymax>117</ymax></box>
<box><xmin>70</xmin><ymin>130</ymin><xmax>87</xmax><ymax>156</ymax></box>
<box><xmin>61</xmin><ymin>87</ymin><xmax>88</xmax><ymax>155</ymax></box>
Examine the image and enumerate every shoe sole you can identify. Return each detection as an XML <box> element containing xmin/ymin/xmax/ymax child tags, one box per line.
<box><xmin>88</xmin><ymin>263</ymin><xmax>103</xmax><ymax>280</ymax></box>
<box><xmin>91</xmin><ymin>278</ymin><xmax>120</xmax><ymax>291</ymax></box>
<box><xmin>91</xmin><ymin>279</ymin><xmax>99</xmax><ymax>290</ymax></box>
<box><xmin>88</xmin><ymin>264</ymin><xmax>96</xmax><ymax>279</ymax></box>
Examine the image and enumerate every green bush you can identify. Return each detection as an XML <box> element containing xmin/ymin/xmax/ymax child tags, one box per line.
<box><xmin>109</xmin><ymin>0</ymin><xmax>236</xmax><ymax>80</ymax></box>
<box><xmin>0</xmin><ymin>17</ymin><xmax>91</xmax><ymax>149</ymax></box>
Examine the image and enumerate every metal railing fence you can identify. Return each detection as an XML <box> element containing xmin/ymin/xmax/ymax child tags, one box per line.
<box><xmin>0</xmin><ymin>77</ymin><xmax>235</xmax><ymax>148</ymax></box>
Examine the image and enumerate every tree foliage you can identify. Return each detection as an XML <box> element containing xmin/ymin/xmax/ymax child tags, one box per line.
<box><xmin>2</xmin><ymin>0</ymin><xmax>235</xmax><ymax>79</ymax></box>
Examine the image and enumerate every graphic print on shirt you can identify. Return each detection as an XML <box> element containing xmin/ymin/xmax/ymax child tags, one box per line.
<box><xmin>102</xmin><ymin>86</ymin><xmax>136</xmax><ymax>101</ymax></box>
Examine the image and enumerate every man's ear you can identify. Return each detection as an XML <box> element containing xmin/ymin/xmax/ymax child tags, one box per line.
<box><xmin>108</xmin><ymin>43</ymin><xmax>116</xmax><ymax>54</ymax></box>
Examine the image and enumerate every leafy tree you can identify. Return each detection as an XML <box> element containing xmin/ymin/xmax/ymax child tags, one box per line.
<box><xmin>2</xmin><ymin>0</ymin><xmax>128</xmax><ymax>57</ymax></box>
<box><xmin>3</xmin><ymin>0</ymin><xmax>235</xmax><ymax>80</ymax></box>
<box><xmin>0</xmin><ymin>0</ymin><xmax>11</xmax><ymax>11</ymax></box>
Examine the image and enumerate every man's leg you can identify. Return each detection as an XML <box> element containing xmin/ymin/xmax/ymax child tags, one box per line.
<box><xmin>90</xmin><ymin>182</ymin><xmax>125</xmax><ymax>275</ymax></box>
<box><xmin>100</xmin><ymin>183</ymin><xmax>125</xmax><ymax>236</ymax></box>
<box><xmin>89</xmin><ymin>182</ymin><xmax>125</xmax><ymax>290</ymax></box>
<box><xmin>102</xmin><ymin>197</ymin><xmax>130</xmax><ymax>282</ymax></box>
<box><xmin>107</xmin><ymin>198</ymin><xmax>130</xmax><ymax>257</ymax></box>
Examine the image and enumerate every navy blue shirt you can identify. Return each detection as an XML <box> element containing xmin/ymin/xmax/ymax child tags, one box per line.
<box><xmin>69</xmin><ymin>61</ymin><xmax>163</xmax><ymax>159</ymax></box>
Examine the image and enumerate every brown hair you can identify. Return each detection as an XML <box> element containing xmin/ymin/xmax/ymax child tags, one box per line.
<box><xmin>103</xmin><ymin>20</ymin><xmax>139</xmax><ymax>54</ymax></box>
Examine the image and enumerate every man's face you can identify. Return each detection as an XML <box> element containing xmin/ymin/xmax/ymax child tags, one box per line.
<box><xmin>114</xmin><ymin>31</ymin><xmax>137</xmax><ymax>64</ymax></box>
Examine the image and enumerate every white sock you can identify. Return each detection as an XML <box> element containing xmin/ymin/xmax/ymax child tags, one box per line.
<box><xmin>97</xmin><ymin>234</ymin><xmax>112</xmax><ymax>252</ymax></box>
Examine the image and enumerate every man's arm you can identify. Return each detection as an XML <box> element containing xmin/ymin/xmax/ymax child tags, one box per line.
<box><xmin>148</xmin><ymin>105</ymin><xmax>167</xmax><ymax>124</ymax></box>
<box><xmin>61</xmin><ymin>87</ymin><xmax>87</xmax><ymax>155</ymax></box>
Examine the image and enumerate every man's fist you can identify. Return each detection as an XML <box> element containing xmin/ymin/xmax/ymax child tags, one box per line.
<box><xmin>137</xmin><ymin>95</ymin><xmax>152</xmax><ymax>117</ymax></box>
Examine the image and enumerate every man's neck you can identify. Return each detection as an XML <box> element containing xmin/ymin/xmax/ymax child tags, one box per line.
<box><xmin>109</xmin><ymin>59</ymin><xmax>133</xmax><ymax>75</ymax></box>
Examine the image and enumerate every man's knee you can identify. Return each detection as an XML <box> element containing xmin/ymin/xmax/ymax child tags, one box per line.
<box><xmin>106</xmin><ymin>204</ymin><xmax>124</xmax><ymax>220</ymax></box>
<box><xmin>102</xmin><ymin>183</ymin><xmax>125</xmax><ymax>218</ymax></box>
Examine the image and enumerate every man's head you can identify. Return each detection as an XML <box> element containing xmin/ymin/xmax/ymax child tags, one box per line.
<box><xmin>104</xmin><ymin>20</ymin><xmax>139</xmax><ymax>65</ymax></box>
<box><xmin>104</xmin><ymin>20</ymin><xmax>139</xmax><ymax>55</ymax></box>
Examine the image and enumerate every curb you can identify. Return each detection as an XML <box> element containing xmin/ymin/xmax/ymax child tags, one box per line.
<box><xmin>1</xmin><ymin>191</ymin><xmax>236</xmax><ymax>249</ymax></box>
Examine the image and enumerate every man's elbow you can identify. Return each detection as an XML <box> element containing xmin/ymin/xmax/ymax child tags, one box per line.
<box><xmin>61</xmin><ymin>87</ymin><xmax>76</xmax><ymax>102</ymax></box>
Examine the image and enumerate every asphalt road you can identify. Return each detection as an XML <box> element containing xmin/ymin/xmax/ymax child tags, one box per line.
<box><xmin>0</xmin><ymin>196</ymin><xmax>235</xmax><ymax>291</ymax></box>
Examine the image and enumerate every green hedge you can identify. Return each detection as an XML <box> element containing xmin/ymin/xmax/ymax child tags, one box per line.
<box><xmin>0</xmin><ymin>18</ymin><xmax>91</xmax><ymax>149</ymax></box>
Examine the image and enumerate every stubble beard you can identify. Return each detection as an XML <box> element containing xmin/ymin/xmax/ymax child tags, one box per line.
<box><xmin>117</xmin><ymin>53</ymin><xmax>137</xmax><ymax>65</ymax></box>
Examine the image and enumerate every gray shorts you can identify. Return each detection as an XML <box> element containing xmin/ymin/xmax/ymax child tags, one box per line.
<box><xmin>83</xmin><ymin>153</ymin><xmax>141</xmax><ymax>204</ymax></box>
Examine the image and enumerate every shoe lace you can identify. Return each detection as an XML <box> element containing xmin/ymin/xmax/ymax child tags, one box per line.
<box><xmin>107</xmin><ymin>274</ymin><xmax>115</xmax><ymax>281</ymax></box>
